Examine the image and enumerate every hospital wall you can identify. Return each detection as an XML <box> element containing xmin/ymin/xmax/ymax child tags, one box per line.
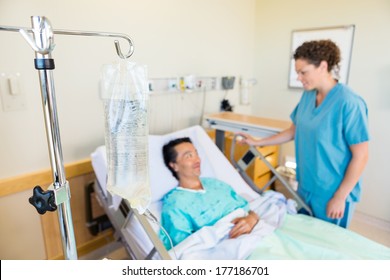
<box><xmin>253</xmin><ymin>0</ymin><xmax>390</xmax><ymax>222</ymax></box>
<box><xmin>0</xmin><ymin>0</ymin><xmax>255</xmax><ymax>178</ymax></box>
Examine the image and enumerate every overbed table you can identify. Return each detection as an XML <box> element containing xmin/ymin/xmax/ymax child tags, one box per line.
<box><xmin>205</xmin><ymin>112</ymin><xmax>291</xmax><ymax>152</ymax></box>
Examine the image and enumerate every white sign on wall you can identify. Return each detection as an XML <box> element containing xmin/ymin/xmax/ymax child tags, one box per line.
<box><xmin>288</xmin><ymin>25</ymin><xmax>355</xmax><ymax>88</ymax></box>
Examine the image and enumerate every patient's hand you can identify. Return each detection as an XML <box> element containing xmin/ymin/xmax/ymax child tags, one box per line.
<box><xmin>229</xmin><ymin>211</ymin><xmax>259</xmax><ymax>239</ymax></box>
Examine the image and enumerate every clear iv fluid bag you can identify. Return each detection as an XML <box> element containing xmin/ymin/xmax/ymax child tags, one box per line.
<box><xmin>101</xmin><ymin>61</ymin><xmax>151</xmax><ymax>213</ymax></box>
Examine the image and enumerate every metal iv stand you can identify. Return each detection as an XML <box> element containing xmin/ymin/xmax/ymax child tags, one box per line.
<box><xmin>0</xmin><ymin>16</ymin><xmax>134</xmax><ymax>260</ymax></box>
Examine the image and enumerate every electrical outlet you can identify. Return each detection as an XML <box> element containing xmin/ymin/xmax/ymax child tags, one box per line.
<box><xmin>0</xmin><ymin>73</ymin><xmax>27</xmax><ymax>112</ymax></box>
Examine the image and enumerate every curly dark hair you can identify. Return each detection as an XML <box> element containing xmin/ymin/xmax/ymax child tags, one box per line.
<box><xmin>162</xmin><ymin>137</ymin><xmax>192</xmax><ymax>180</ymax></box>
<box><xmin>293</xmin><ymin>40</ymin><xmax>341</xmax><ymax>72</ymax></box>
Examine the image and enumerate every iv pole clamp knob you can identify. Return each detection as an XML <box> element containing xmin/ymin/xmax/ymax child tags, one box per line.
<box><xmin>29</xmin><ymin>186</ymin><xmax>57</xmax><ymax>214</ymax></box>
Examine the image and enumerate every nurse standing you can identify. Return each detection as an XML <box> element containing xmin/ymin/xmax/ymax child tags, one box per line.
<box><xmin>238</xmin><ymin>40</ymin><xmax>369</xmax><ymax>228</ymax></box>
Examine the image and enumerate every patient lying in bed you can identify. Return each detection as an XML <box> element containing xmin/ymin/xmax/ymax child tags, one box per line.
<box><xmin>159</xmin><ymin>137</ymin><xmax>297</xmax><ymax>259</ymax></box>
<box><xmin>159</xmin><ymin>137</ymin><xmax>259</xmax><ymax>249</ymax></box>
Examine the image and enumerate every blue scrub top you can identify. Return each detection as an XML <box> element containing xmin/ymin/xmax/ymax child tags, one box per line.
<box><xmin>159</xmin><ymin>177</ymin><xmax>249</xmax><ymax>249</ymax></box>
<box><xmin>290</xmin><ymin>83</ymin><xmax>369</xmax><ymax>202</ymax></box>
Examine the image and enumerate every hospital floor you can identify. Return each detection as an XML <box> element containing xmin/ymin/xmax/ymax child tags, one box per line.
<box><xmin>349</xmin><ymin>211</ymin><xmax>390</xmax><ymax>248</ymax></box>
<box><xmin>80</xmin><ymin>211</ymin><xmax>390</xmax><ymax>260</ymax></box>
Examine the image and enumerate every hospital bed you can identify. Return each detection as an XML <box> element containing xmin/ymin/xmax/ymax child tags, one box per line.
<box><xmin>90</xmin><ymin>125</ymin><xmax>390</xmax><ymax>260</ymax></box>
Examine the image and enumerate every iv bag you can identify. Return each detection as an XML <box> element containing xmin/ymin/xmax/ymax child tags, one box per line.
<box><xmin>100</xmin><ymin>61</ymin><xmax>151</xmax><ymax>214</ymax></box>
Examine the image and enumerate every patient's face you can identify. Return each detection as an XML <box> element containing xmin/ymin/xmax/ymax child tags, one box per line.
<box><xmin>171</xmin><ymin>142</ymin><xmax>201</xmax><ymax>179</ymax></box>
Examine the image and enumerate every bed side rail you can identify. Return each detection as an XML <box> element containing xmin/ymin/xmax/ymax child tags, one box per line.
<box><xmin>230</xmin><ymin>135</ymin><xmax>313</xmax><ymax>216</ymax></box>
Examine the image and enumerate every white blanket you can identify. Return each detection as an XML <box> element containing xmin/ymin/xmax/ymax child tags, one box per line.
<box><xmin>170</xmin><ymin>191</ymin><xmax>297</xmax><ymax>260</ymax></box>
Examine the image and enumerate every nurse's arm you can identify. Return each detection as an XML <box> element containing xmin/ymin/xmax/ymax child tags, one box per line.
<box><xmin>327</xmin><ymin>141</ymin><xmax>369</xmax><ymax>218</ymax></box>
<box><xmin>236</xmin><ymin>123</ymin><xmax>296</xmax><ymax>147</ymax></box>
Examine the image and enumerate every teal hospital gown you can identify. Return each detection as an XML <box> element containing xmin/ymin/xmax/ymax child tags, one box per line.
<box><xmin>159</xmin><ymin>177</ymin><xmax>249</xmax><ymax>250</ymax></box>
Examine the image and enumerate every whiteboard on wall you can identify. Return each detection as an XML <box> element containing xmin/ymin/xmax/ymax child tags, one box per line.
<box><xmin>288</xmin><ymin>25</ymin><xmax>355</xmax><ymax>88</ymax></box>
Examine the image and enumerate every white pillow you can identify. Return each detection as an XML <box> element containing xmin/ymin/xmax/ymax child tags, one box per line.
<box><xmin>149</xmin><ymin>125</ymin><xmax>216</xmax><ymax>202</ymax></box>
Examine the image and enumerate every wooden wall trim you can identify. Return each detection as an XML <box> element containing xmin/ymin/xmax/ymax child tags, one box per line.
<box><xmin>0</xmin><ymin>158</ymin><xmax>93</xmax><ymax>197</ymax></box>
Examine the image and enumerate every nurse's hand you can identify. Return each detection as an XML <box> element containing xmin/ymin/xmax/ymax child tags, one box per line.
<box><xmin>235</xmin><ymin>132</ymin><xmax>258</xmax><ymax>146</ymax></box>
<box><xmin>326</xmin><ymin>196</ymin><xmax>346</xmax><ymax>220</ymax></box>
<box><xmin>229</xmin><ymin>211</ymin><xmax>259</xmax><ymax>238</ymax></box>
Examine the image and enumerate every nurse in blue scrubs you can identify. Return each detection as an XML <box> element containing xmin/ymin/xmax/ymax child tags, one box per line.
<box><xmin>238</xmin><ymin>40</ymin><xmax>369</xmax><ymax>228</ymax></box>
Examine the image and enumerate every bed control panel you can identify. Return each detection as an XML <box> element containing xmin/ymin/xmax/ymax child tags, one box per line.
<box><xmin>237</xmin><ymin>149</ymin><xmax>256</xmax><ymax>170</ymax></box>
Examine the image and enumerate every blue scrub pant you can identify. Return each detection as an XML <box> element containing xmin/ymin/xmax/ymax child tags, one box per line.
<box><xmin>298</xmin><ymin>188</ymin><xmax>356</xmax><ymax>228</ymax></box>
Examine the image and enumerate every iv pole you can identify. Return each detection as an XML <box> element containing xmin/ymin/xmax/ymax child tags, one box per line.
<box><xmin>0</xmin><ymin>16</ymin><xmax>134</xmax><ymax>260</ymax></box>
